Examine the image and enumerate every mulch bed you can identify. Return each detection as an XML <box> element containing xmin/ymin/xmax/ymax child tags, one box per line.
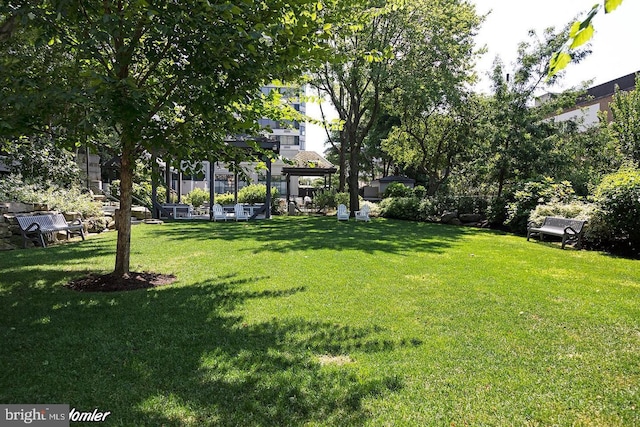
<box><xmin>65</xmin><ymin>271</ymin><xmax>176</xmax><ymax>292</ymax></box>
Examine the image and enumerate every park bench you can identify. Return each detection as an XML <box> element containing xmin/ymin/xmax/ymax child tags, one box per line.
<box><xmin>16</xmin><ymin>213</ymin><xmax>85</xmax><ymax>248</ymax></box>
<box><xmin>527</xmin><ymin>216</ymin><xmax>586</xmax><ymax>249</ymax></box>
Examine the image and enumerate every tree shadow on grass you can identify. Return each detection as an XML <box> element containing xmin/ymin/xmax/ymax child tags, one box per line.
<box><xmin>0</xmin><ymin>272</ymin><xmax>419</xmax><ymax>426</ymax></box>
<box><xmin>149</xmin><ymin>216</ymin><xmax>476</xmax><ymax>256</ymax></box>
<box><xmin>0</xmin><ymin>238</ymin><xmax>115</xmax><ymax>293</ymax></box>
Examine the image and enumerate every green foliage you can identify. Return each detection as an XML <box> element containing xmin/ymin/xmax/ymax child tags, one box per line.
<box><xmin>313</xmin><ymin>190</ymin><xmax>356</xmax><ymax>211</ymax></box>
<box><xmin>379</xmin><ymin>197</ymin><xmax>420</xmax><ymax>221</ymax></box>
<box><xmin>528</xmin><ymin>201</ymin><xmax>596</xmax><ymax>226</ymax></box>
<box><xmin>506</xmin><ymin>178</ymin><xmax>576</xmax><ymax>234</ymax></box>
<box><xmin>313</xmin><ymin>190</ymin><xmax>337</xmax><ymax>210</ymax></box>
<box><xmin>215</xmin><ymin>193</ymin><xmax>235</xmax><ymax>206</ymax></box>
<box><xmin>592</xmin><ymin>166</ymin><xmax>640</xmax><ymax>251</ymax></box>
<box><xmin>334</xmin><ymin>191</ymin><xmax>350</xmax><ymax>208</ymax></box>
<box><xmin>607</xmin><ymin>74</ymin><xmax>640</xmax><ymax>163</ymax></box>
<box><xmin>412</xmin><ymin>185</ymin><xmax>427</xmax><ymax>199</ymax></box>
<box><xmin>238</xmin><ymin>184</ymin><xmax>279</xmax><ymax>205</ymax></box>
<box><xmin>0</xmin><ymin>174</ymin><xmax>102</xmax><ymax>218</ymax></box>
<box><xmin>1</xmin><ymin>136</ymin><xmax>81</xmax><ymax>187</ymax></box>
<box><xmin>548</xmin><ymin>1</ymin><xmax>624</xmax><ymax>77</ymax></box>
<box><xmin>184</xmin><ymin>188</ymin><xmax>210</xmax><ymax>208</ymax></box>
<box><xmin>380</xmin><ymin>194</ymin><xmax>490</xmax><ymax>223</ymax></box>
<box><xmin>383</xmin><ymin>182</ymin><xmax>413</xmax><ymax>198</ymax></box>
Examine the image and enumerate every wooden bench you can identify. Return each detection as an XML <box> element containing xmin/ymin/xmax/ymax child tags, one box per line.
<box><xmin>527</xmin><ymin>217</ymin><xmax>586</xmax><ymax>249</ymax></box>
<box><xmin>16</xmin><ymin>214</ymin><xmax>85</xmax><ymax>248</ymax></box>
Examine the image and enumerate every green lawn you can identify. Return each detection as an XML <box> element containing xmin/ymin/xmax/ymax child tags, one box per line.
<box><xmin>1</xmin><ymin>216</ymin><xmax>638</xmax><ymax>426</ymax></box>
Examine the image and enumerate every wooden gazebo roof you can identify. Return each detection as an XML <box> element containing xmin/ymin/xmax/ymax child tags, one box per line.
<box><xmin>282</xmin><ymin>151</ymin><xmax>336</xmax><ymax>176</ymax></box>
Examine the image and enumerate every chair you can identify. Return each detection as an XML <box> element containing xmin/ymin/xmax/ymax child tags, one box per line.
<box><xmin>355</xmin><ymin>204</ymin><xmax>370</xmax><ymax>222</ymax></box>
<box><xmin>212</xmin><ymin>203</ymin><xmax>227</xmax><ymax>221</ymax></box>
<box><xmin>337</xmin><ymin>204</ymin><xmax>349</xmax><ymax>221</ymax></box>
<box><xmin>234</xmin><ymin>203</ymin><xmax>249</xmax><ymax>221</ymax></box>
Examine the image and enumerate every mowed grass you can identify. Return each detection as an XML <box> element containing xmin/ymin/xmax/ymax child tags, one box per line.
<box><xmin>0</xmin><ymin>216</ymin><xmax>638</xmax><ymax>426</ymax></box>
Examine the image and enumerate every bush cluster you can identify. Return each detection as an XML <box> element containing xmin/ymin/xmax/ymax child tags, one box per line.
<box><xmin>210</xmin><ymin>185</ymin><xmax>279</xmax><ymax>210</ymax></box>
<box><xmin>379</xmin><ymin>183</ymin><xmax>491</xmax><ymax>222</ymax></box>
<box><xmin>505</xmin><ymin>179</ymin><xmax>575</xmax><ymax>235</ymax></box>
<box><xmin>0</xmin><ymin>174</ymin><xmax>102</xmax><ymax>218</ymax></box>
<box><xmin>591</xmin><ymin>167</ymin><xmax>640</xmax><ymax>252</ymax></box>
<box><xmin>520</xmin><ymin>167</ymin><xmax>640</xmax><ymax>255</ymax></box>
<box><xmin>184</xmin><ymin>188</ymin><xmax>209</xmax><ymax>208</ymax></box>
<box><xmin>313</xmin><ymin>190</ymin><xmax>350</xmax><ymax>210</ymax></box>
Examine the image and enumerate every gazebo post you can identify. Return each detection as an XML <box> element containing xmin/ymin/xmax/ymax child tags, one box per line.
<box><xmin>265</xmin><ymin>155</ymin><xmax>272</xmax><ymax>219</ymax></box>
<box><xmin>286</xmin><ymin>173</ymin><xmax>291</xmax><ymax>204</ymax></box>
<box><xmin>165</xmin><ymin>158</ymin><xmax>171</xmax><ymax>203</ymax></box>
<box><xmin>209</xmin><ymin>160</ymin><xmax>215</xmax><ymax>221</ymax></box>
<box><xmin>234</xmin><ymin>167</ymin><xmax>239</xmax><ymax>204</ymax></box>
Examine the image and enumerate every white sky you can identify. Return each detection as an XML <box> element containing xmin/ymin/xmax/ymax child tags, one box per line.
<box><xmin>305</xmin><ymin>0</ymin><xmax>640</xmax><ymax>153</ymax></box>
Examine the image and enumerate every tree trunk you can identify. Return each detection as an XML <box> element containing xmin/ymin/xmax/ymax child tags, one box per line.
<box><xmin>114</xmin><ymin>137</ymin><xmax>135</xmax><ymax>277</ymax></box>
<box><xmin>348</xmin><ymin>139</ymin><xmax>360</xmax><ymax>216</ymax></box>
<box><xmin>338</xmin><ymin>129</ymin><xmax>347</xmax><ymax>192</ymax></box>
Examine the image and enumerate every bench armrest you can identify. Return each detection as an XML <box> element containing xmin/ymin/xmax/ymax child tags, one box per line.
<box><xmin>564</xmin><ymin>226</ymin><xmax>579</xmax><ymax>235</ymax></box>
<box><xmin>25</xmin><ymin>222</ymin><xmax>42</xmax><ymax>233</ymax></box>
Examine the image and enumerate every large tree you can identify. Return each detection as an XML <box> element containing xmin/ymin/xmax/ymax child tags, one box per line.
<box><xmin>381</xmin><ymin>0</ymin><xmax>482</xmax><ymax>195</ymax></box>
<box><xmin>485</xmin><ymin>27</ymin><xmax>589</xmax><ymax>197</ymax></box>
<box><xmin>311</xmin><ymin>0</ymin><xmax>482</xmax><ymax>214</ymax></box>
<box><xmin>1</xmin><ymin>0</ymin><xmax>332</xmax><ymax>278</ymax></box>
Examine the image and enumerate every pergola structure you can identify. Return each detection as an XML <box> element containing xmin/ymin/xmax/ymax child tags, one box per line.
<box><xmin>281</xmin><ymin>151</ymin><xmax>337</xmax><ymax>203</ymax></box>
<box><xmin>151</xmin><ymin>137</ymin><xmax>280</xmax><ymax>220</ymax></box>
<box><xmin>207</xmin><ymin>137</ymin><xmax>280</xmax><ymax>220</ymax></box>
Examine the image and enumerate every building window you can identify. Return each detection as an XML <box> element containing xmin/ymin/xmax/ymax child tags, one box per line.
<box><xmin>279</xmin><ymin>135</ymin><xmax>299</xmax><ymax>145</ymax></box>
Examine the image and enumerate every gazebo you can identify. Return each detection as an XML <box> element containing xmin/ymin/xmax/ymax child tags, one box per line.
<box><xmin>281</xmin><ymin>151</ymin><xmax>337</xmax><ymax>203</ymax></box>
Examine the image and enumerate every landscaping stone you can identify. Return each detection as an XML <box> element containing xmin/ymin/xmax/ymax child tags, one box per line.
<box><xmin>0</xmin><ymin>202</ymin><xmax>34</xmax><ymax>213</ymax></box>
<box><xmin>63</xmin><ymin>212</ymin><xmax>83</xmax><ymax>221</ymax></box>
<box><xmin>459</xmin><ymin>213</ymin><xmax>483</xmax><ymax>223</ymax></box>
<box><xmin>440</xmin><ymin>211</ymin><xmax>458</xmax><ymax>223</ymax></box>
<box><xmin>0</xmin><ymin>241</ymin><xmax>17</xmax><ymax>251</ymax></box>
<box><xmin>131</xmin><ymin>206</ymin><xmax>151</xmax><ymax>220</ymax></box>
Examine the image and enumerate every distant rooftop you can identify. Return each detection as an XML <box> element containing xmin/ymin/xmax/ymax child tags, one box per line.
<box><xmin>577</xmin><ymin>70</ymin><xmax>638</xmax><ymax>106</ymax></box>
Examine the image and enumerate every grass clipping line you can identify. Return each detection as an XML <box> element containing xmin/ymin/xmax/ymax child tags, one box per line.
<box><xmin>65</xmin><ymin>272</ymin><xmax>177</xmax><ymax>292</ymax></box>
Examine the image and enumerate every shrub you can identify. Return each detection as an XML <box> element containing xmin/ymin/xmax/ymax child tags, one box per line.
<box><xmin>379</xmin><ymin>197</ymin><xmax>420</xmax><ymax>220</ymax></box>
<box><xmin>528</xmin><ymin>201</ymin><xmax>595</xmax><ymax>227</ymax></box>
<box><xmin>238</xmin><ymin>184</ymin><xmax>279</xmax><ymax>205</ymax></box>
<box><xmin>335</xmin><ymin>192</ymin><xmax>350</xmax><ymax>208</ymax></box>
<box><xmin>214</xmin><ymin>193</ymin><xmax>234</xmax><ymax>205</ymax></box>
<box><xmin>505</xmin><ymin>178</ymin><xmax>576</xmax><ymax>234</ymax></box>
<box><xmin>412</xmin><ymin>185</ymin><xmax>427</xmax><ymax>199</ymax></box>
<box><xmin>313</xmin><ymin>191</ymin><xmax>354</xmax><ymax>211</ymax></box>
<box><xmin>592</xmin><ymin>167</ymin><xmax>640</xmax><ymax>251</ymax></box>
<box><xmin>383</xmin><ymin>182</ymin><xmax>413</xmax><ymax>198</ymax></box>
<box><xmin>486</xmin><ymin>197</ymin><xmax>508</xmax><ymax>227</ymax></box>
<box><xmin>184</xmin><ymin>188</ymin><xmax>210</xmax><ymax>207</ymax></box>
<box><xmin>313</xmin><ymin>190</ymin><xmax>337</xmax><ymax>210</ymax></box>
<box><xmin>0</xmin><ymin>174</ymin><xmax>102</xmax><ymax>218</ymax></box>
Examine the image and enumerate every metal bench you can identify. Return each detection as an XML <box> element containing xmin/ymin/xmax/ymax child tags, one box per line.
<box><xmin>16</xmin><ymin>213</ymin><xmax>85</xmax><ymax>248</ymax></box>
<box><xmin>527</xmin><ymin>216</ymin><xmax>586</xmax><ymax>249</ymax></box>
